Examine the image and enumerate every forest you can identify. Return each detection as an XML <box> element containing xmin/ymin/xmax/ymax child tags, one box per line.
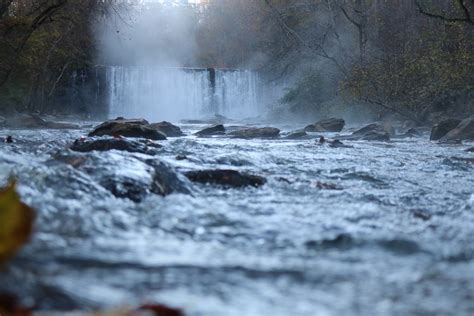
<box><xmin>1</xmin><ymin>0</ymin><xmax>473</xmax><ymax>123</ymax></box>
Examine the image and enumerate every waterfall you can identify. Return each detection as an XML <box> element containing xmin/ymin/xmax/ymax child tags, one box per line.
<box><xmin>105</xmin><ymin>66</ymin><xmax>261</xmax><ymax>122</ymax></box>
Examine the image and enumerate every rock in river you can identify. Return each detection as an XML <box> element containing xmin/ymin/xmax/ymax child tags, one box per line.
<box><xmin>430</xmin><ymin>118</ymin><xmax>462</xmax><ymax>141</ymax></box>
<box><xmin>70</xmin><ymin>137</ymin><xmax>160</xmax><ymax>155</ymax></box>
<box><xmin>440</xmin><ymin>116</ymin><xmax>474</xmax><ymax>142</ymax></box>
<box><xmin>228</xmin><ymin>127</ymin><xmax>280</xmax><ymax>139</ymax></box>
<box><xmin>56</xmin><ymin>151</ymin><xmax>190</xmax><ymax>202</ymax></box>
<box><xmin>89</xmin><ymin>118</ymin><xmax>167</xmax><ymax>140</ymax></box>
<box><xmin>185</xmin><ymin>169</ymin><xmax>266</xmax><ymax>188</ymax></box>
<box><xmin>195</xmin><ymin>124</ymin><xmax>226</xmax><ymax>137</ymax></box>
<box><xmin>338</xmin><ymin>123</ymin><xmax>390</xmax><ymax>141</ymax></box>
<box><xmin>304</xmin><ymin>118</ymin><xmax>345</xmax><ymax>132</ymax></box>
<box><xmin>285</xmin><ymin>131</ymin><xmax>310</xmax><ymax>139</ymax></box>
<box><xmin>149</xmin><ymin>121</ymin><xmax>184</xmax><ymax>137</ymax></box>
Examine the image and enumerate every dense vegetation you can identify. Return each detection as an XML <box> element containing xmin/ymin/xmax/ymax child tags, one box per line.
<box><xmin>1</xmin><ymin>0</ymin><xmax>473</xmax><ymax>123</ymax></box>
<box><xmin>0</xmin><ymin>0</ymin><xmax>112</xmax><ymax>114</ymax></box>
<box><xmin>197</xmin><ymin>0</ymin><xmax>474</xmax><ymax>123</ymax></box>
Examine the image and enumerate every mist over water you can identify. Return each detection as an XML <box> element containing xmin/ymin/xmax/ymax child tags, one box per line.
<box><xmin>97</xmin><ymin>3</ymin><xmax>270</xmax><ymax>122</ymax></box>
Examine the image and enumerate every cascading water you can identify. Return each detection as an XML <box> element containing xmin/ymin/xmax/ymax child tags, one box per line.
<box><xmin>106</xmin><ymin>66</ymin><xmax>261</xmax><ymax>121</ymax></box>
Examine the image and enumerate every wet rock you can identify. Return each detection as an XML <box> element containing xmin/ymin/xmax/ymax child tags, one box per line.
<box><xmin>304</xmin><ymin>118</ymin><xmax>345</xmax><ymax>132</ymax></box>
<box><xmin>185</xmin><ymin>169</ymin><xmax>266</xmax><ymax>188</ymax></box>
<box><xmin>70</xmin><ymin>137</ymin><xmax>160</xmax><ymax>155</ymax></box>
<box><xmin>147</xmin><ymin>159</ymin><xmax>191</xmax><ymax>195</ymax></box>
<box><xmin>305</xmin><ymin>234</ymin><xmax>354</xmax><ymax>250</ymax></box>
<box><xmin>3</xmin><ymin>136</ymin><xmax>13</xmax><ymax>143</ymax></box>
<box><xmin>195</xmin><ymin>124</ymin><xmax>225</xmax><ymax>137</ymax></box>
<box><xmin>228</xmin><ymin>127</ymin><xmax>280</xmax><ymax>139</ymax></box>
<box><xmin>410</xmin><ymin>209</ymin><xmax>432</xmax><ymax>221</ymax></box>
<box><xmin>378</xmin><ymin>239</ymin><xmax>421</xmax><ymax>255</ymax></box>
<box><xmin>315</xmin><ymin>181</ymin><xmax>343</xmax><ymax>190</ymax></box>
<box><xmin>406</xmin><ymin>128</ymin><xmax>422</xmax><ymax>137</ymax></box>
<box><xmin>89</xmin><ymin>118</ymin><xmax>167</xmax><ymax>140</ymax></box>
<box><xmin>285</xmin><ymin>131</ymin><xmax>310</xmax><ymax>139</ymax></box>
<box><xmin>430</xmin><ymin>118</ymin><xmax>462</xmax><ymax>141</ymax></box>
<box><xmin>317</xmin><ymin>136</ymin><xmax>352</xmax><ymax>148</ymax></box>
<box><xmin>393</xmin><ymin>128</ymin><xmax>424</xmax><ymax>139</ymax></box>
<box><xmin>80</xmin><ymin>154</ymin><xmax>190</xmax><ymax>202</ymax></box>
<box><xmin>338</xmin><ymin>123</ymin><xmax>390</xmax><ymax>141</ymax></box>
<box><xmin>440</xmin><ymin>115</ymin><xmax>474</xmax><ymax>142</ymax></box>
<box><xmin>150</xmin><ymin>121</ymin><xmax>184</xmax><ymax>137</ymax></box>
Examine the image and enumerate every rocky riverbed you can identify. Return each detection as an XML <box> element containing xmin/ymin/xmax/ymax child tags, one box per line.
<box><xmin>0</xmin><ymin>121</ymin><xmax>473</xmax><ymax>315</ymax></box>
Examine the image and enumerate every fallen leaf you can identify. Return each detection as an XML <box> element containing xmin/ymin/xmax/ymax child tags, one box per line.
<box><xmin>0</xmin><ymin>293</ymin><xmax>32</xmax><ymax>316</ymax></box>
<box><xmin>138</xmin><ymin>304</ymin><xmax>184</xmax><ymax>316</ymax></box>
<box><xmin>0</xmin><ymin>180</ymin><xmax>34</xmax><ymax>263</ymax></box>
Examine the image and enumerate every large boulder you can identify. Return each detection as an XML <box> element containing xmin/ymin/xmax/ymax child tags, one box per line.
<box><xmin>149</xmin><ymin>121</ymin><xmax>184</xmax><ymax>137</ymax></box>
<box><xmin>304</xmin><ymin>118</ymin><xmax>345</xmax><ymax>133</ymax></box>
<box><xmin>185</xmin><ymin>169</ymin><xmax>266</xmax><ymax>188</ymax></box>
<box><xmin>54</xmin><ymin>151</ymin><xmax>190</xmax><ymax>202</ymax></box>
<box><xmin>440</xmin><ymin>116</ymin><xmax>474</xmax><ymax>142</ymax></box>
<box><xmin>195</xmin><ymin>124</ymin><xmax>226</xmax><ymax>137</ymax></box>
<box><xmin>89</xmin><ymin>118</ymin><xmax>167</xmax><ymax>140</ymax></box>
<box><xmin>337</xmin><ymin>123</ymin><xmax>390</xmax><ymax>141</ymax></box>
<box><xmin>430</xmin><ymin>118</ymin><xmax>462</xmax><ymax>141</ymax></box>
<box><xmin>228</xmin><ymin>127</ymin><xmax>280</xmax><ymax>139</ymax></box>
<box><xmin>70</xmin><ymin>138</ymin><xmax>160</xmax><ymax>155</ymax></box>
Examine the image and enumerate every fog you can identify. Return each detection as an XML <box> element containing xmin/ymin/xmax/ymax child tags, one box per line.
<box><xmin>96</xmin><ymin>2</ymin><xmax>276</xmax><ymax>122</ymax></box>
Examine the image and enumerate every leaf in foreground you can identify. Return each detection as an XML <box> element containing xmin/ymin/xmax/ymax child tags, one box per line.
<box><xmin>0</xmin><ymin>180</ymin><xmax>34</xmax><ymax>263</ymax></box>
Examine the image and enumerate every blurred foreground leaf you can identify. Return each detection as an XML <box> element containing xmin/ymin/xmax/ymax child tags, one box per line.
<box><xmin>0</xmin><ymin>293</ymin><xmax>32</xmax><ymax>316</ymax></box>
<box><xmin>0</xmin><ymin>180</ymin><xmax>34</xmax><ymax>263</ymax></box>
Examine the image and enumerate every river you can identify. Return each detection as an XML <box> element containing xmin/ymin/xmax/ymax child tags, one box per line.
<box><xmin>0</xmin><ymin>124</ymin><xmax>473</xmax><ymax>315</ymax></box>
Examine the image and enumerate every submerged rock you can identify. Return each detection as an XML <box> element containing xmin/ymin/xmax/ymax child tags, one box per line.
<box><xmin>378</xmin><ymin>239</ymin><xmax>421</xmax><ymax>255</ymax></box>
<box><xmin>89</xmin><ymin>118</ymin><xmax>167</xmax><ymax>140</ymax></box>
<box><xmin>317</xmin><ymin>136</ymin><xmax>353</xmax><ymax>148</ymax></box>
<box><xmin>304</xmin><ymin>118</ymin><xmax>345</xmax><ymax>132</ymax></box>
<box><xmin>185</xmin><ymin>169</ymin><xmax>266</xmax><ymax>188</ymax></box>
<box><xmin>149</xmin><ymin>121</ymin><xmax>184</xmax><ymax>137</ymax></box>
<box><xmin>195</xmin><ymin>124</ymin><xmax>226</xmax><ymax>137</ymax></box>
<box><xmin>305</xmin><ymin>234</ymin><xmax>355</xmax><ymax>250</ymax></box>
<box><xmin>440</xmin><ymin>116</ymin><xmax>474</xmax><ymax>142</ymax></box>
<box><xmin>315</xmin><ymin>181</ymin><xmax>343</xmax><ymax>190</ymax></box>
<box><xmin>70</xmin><ymin>137</ymin><xmax>160</xmax><ymax>155</ymax></box>
<box><xmin>430</xmin><ymin>118</ymin><xmax>462</xmax><ymax>141</ymax></box>
<box><xmin>228</xmin><ymin>127</ymin><xmax>280</xmax><ymax>139</ymax></box>
<box><xmin>285</xmin><ymin>131</ymin><xmax>310</xmax><ymax>139</ymax></box>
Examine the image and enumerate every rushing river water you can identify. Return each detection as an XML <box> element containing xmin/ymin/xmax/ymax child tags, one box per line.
<box><xmin>0</xmin><ymin>125</ymin><xmax>473</xmax><ymax>315</ymax></box>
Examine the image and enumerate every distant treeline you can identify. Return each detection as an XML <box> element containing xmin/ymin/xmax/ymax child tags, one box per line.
<box><xmin>197</xmin><ymin>0</ymin><xmax>474</xmax><ymax>123</ymax></box>
<box><xmin>1</xmin><ymin>0</ymin><xmax>473</xmax><ymax>123</ymax></box>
